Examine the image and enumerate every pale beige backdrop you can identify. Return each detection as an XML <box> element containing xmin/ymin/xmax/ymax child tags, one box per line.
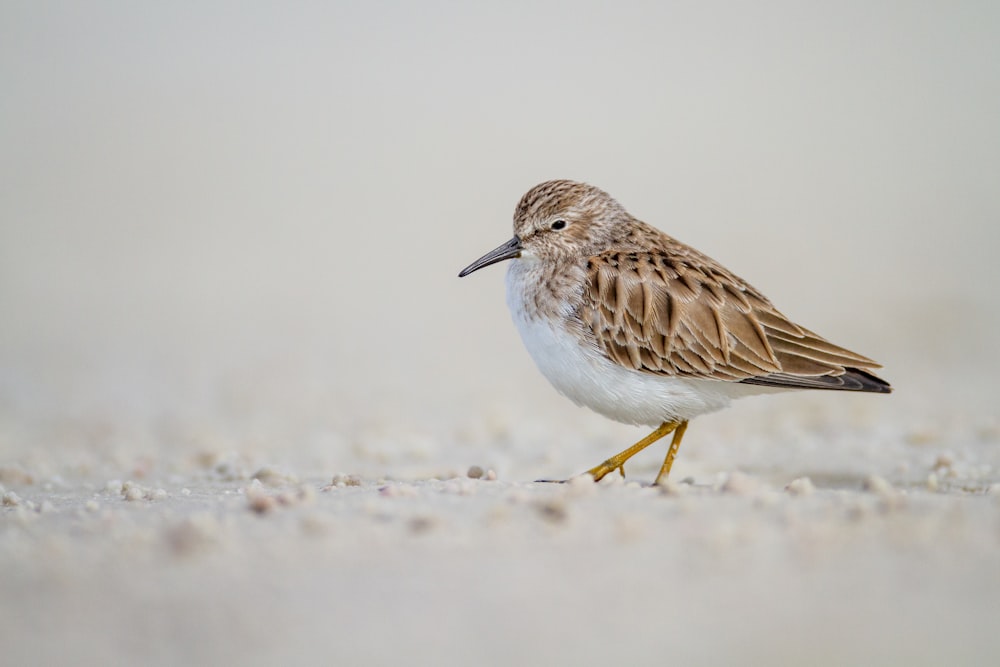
<box><xmin>1</xmin><ymin>2</ymin><xmax>999</xmax><ymax>665</ymax></box>
<box><xmin>3</xmin><ymin>1</ymin><xmax>997</xmax><ymax>429</ymax></box>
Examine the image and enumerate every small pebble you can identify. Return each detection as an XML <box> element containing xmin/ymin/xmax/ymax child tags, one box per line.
<box><xmin>275</xmin><ymin>485</ymin><xmax>316</xmax><ymax>507</ymax></box>
<box><xmin>253</xmin><ymin>466</ymin><xmax>298</xmax><ymax>487</ymax></box>
<box><xmin>720</xmin><ymin>471</ymin><xmax>762</xmax><ymax>496</ymax></box>
<box><xmin>657</xmin><ymin>479</ymin><xmax>686</xmax><ymax>496</ymax></box>
<box><xmin>862</xmin><ymin>475</ymin><xmax>894</xmax><ymax>497</ymax></box>
<box><xmin>379</xmin><ymin>484</ymin><xmax>418</xmax><ymax>498</ymax></box>
<box><xmin>467</xmin><ymin>465</ymin><xmax>484</xmax><ymax>479</ymax></box>
<box><xmin>785</xmin><ymin>477</ymin><xmax>815</xmax><ymax>496</ymax></box>
<box><xmin>327</xmin><ymin>474</ymin><xmax>363</xmax><ymax>488</ymax></box>
<box><xmin>863</xmin><ymin>475</ymin><xmax>904</xmax><ymax>510</ymax></box>
<box><xmin>246</xmin><ymin>487</ymin><xmax>277</xmax><ymax>514</ymax></box>
<box><xmin>926</xmin><ymin>473</ymin><xmax>940</xmax><ymax>492</ymax></box>
<box><xmin>932</xmin><ymin>454</ymin><xmax>954</xmax><ymax>472</ymax></box>
<box><xmin>3</xmin><ymin>491</ymin><xmax>22</xmax><ymax>506</ymax></box>
<box><xmin>213</xmin><ymin>461</ymin><xmax>249</xmax><ymax>482</ymax></box>
<box><xmin>120</xmin><ymin>481</ymin><xmax>165</xmax><ymax>502</ymax></box>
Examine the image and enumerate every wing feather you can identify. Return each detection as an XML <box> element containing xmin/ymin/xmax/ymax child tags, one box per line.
<box><xmin>579</xmin><ymin>241</ymin><xmax>890</xmax><ymax>393</ymax></box>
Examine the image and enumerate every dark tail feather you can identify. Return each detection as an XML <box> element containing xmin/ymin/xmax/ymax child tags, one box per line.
<box><xmin>741</xmin><ymin>367</ymin><xmax>892</xmax><ymax>393</ymax></box>
<box><xmin>842</xmin><ymin>368</ymin><xmax>893</xmax><ymax>393</ymax></box>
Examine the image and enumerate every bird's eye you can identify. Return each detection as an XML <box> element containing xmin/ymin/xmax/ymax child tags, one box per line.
<box><xmin>550</xmin><ymin>219</ymin><xmax>567</xmax><ymax>231</ymax></box>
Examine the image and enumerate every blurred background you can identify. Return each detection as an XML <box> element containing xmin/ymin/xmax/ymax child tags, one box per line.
<box><xmin>1</xmin><ymin>1</ymin><xmax>998</xmax><ymax>476</ymax></box>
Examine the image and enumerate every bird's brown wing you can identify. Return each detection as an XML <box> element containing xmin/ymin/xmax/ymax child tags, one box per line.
<box><xmin>578</xmin><ymin>248</ymin><xmax>889</xmax><ymax>392</ymax></box>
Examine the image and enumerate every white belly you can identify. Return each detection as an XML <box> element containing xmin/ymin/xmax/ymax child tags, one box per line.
<box><xmin>505</xmin><ymin>258</ymin><xmax>767</xmax><ymax>426</ymax></box>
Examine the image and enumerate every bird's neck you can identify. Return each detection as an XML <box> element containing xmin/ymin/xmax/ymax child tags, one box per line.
<box><xmin>505</xmin><ymin>255</ymin><xmax>586</xmax><ymax>323</ymax></box>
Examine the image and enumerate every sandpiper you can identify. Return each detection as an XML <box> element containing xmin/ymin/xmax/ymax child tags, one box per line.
<box><xmin>459</xmin><ymin>180</ymin><xmax>890</xmax><ymax>484</ymax></box>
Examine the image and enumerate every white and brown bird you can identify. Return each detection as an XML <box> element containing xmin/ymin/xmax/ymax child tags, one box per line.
<box><xmin>459</xmin><ymin>180</ymin><xmax>891</xmax><ymax>484</ymax></box>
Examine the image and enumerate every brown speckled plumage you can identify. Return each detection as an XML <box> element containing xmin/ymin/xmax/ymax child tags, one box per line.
<box><xmin>578</xmin><ymin>221</ymin><xmax>886</xmax><ymax>392</ymax></box>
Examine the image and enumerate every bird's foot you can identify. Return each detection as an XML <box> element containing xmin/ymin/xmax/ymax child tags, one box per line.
<box><xmin>584</xmin><ymin>460</ymin><xmax>621</xmax><ymax>483</ymax></box>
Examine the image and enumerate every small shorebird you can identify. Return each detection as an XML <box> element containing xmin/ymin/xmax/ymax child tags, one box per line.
<box><xmin>459</xmin><ymin>180</ymin><xmax>891</xmax><ymax>484</ymax></box>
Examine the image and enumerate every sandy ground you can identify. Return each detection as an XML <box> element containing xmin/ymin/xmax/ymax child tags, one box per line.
<box><xmin>2</xmin><ymin>384</ymin><xmax>999</xmax><ymax>666</ymax></box>
<box><xmin>3</xmin><ymin>3</ymin><xmax>1000</xmax><ymax>665</ymax></box>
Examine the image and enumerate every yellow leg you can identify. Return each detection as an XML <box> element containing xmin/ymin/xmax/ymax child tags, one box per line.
<box><xmin>653</xmin><ymin>421</ymin><xmax>689</xmax><ymax>485</ymax></box>
<box><xmin>585</xmin><ymin>421</ymin><xmax>679</xmax><ymax>482</ymax></box>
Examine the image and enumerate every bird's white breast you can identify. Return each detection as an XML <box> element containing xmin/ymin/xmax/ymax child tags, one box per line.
<box><xmin>505</xmin><ymin>256</ymin><xmax>766</xmax><ymax>427</ymax></box>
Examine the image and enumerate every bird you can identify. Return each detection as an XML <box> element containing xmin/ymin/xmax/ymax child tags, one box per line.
<box><xmin>458</xmin><ymin>180</ymin><xmax>891</xmax><ymax>484</ymax></box>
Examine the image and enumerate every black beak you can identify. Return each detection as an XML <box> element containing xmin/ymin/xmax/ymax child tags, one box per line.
<box><xmin>458</xmin><ymin>237</ymin><xmax>523</xmax><ymax>277</ymax></box>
